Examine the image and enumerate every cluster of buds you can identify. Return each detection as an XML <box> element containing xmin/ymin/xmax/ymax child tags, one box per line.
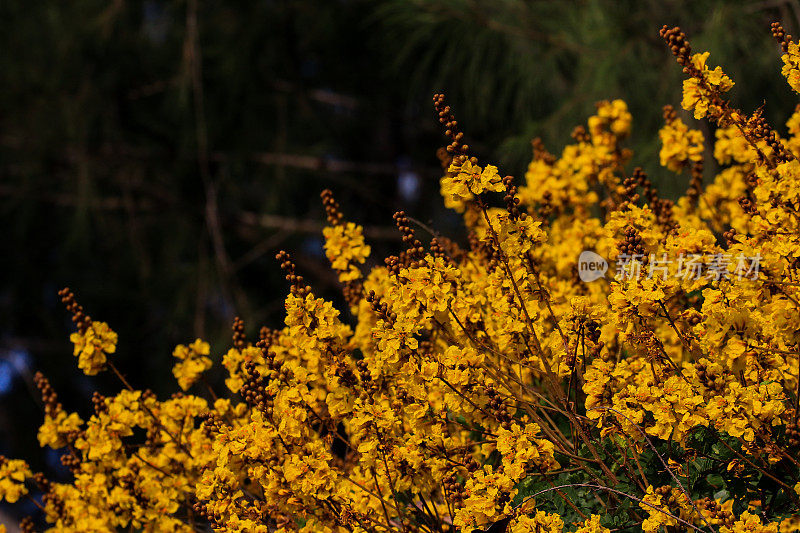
<box><xmin>429</xmin><ymin>237</ymin><xmax>447</xmax><ymax>261</ymax></box>
<box><xmin>531</xmin><ymin>137</ymin><xmax>556</xmax><ymax>164</ymax></box>
<box><xmin>232</xmin><ymin>316</ymin><xmax>247</xmax><ymax>351</ymax></box>
<box><xmin>275</xmin><ymin>250</ymin><xmax>310</xmax><ymax>297</ymax></box>
<box><xmin>696</xmin><ymin>497</ymin><xmax>735</xmax><ymax>528</ymax></box>
<box><xmin>258</xmin><ymin>325</ymin><xmax>279</xmax><ymax>346</ymax></box>
<box><xmin>240</xmin><ymin>360</ymin><xmax>272</xmax><ymax>415</ymax></box>
<box><xmin>620</xmin><ymin>167</ymin><xmax>654</xmax><ymax>210</ymax></box>
<box><xmin>365</xmin><ymin>290</ymin><xmax>396</xmax><ymax>326</ymax></box>
<box><xmin>486</xmin><ymin>385</ymin><xmax>513</xmax><ymax>429</ymax></box>
<box><xmin>442</xmin><ymin>470</ymin><xmax>467</xmax><ymax>506</ymax></box>
<box><xmin>467</xmin><ymin>230</ymin><xmax>503</xmax><ymax>272</ymax></box>
<box><xmin>694</xmin><ymin>361</ymin><xmax>725</xmax><ymax>393</ymax></box>
<box><xmin>60</xmin><ymin>451</ymin><xmax>81</xmax><ymax>474</ymax></box>
<box><xmin>192</xmin><ymin>500</ymin><xmax>220</xmax><ymax>530</ymax></box>
<box><xmin>621</xmin><ymin>174</ymin><xmax>641</xmax><ymax>208</ymax></box>
<box><xmin>618</xmin><ymin>226</ymin><xmax>646</xmax><ymax>259</ymax></box>
<box><xmin>631</xmin><ymin>168</ymin><xmax>677</xmax><ymax>234</ymax></box>
<box><xmin>333</xmin><ymin>357</ymin><xmax>358</xmax><ymax>388</ymax></box>
<box><xmin>19</xmin><ymin>517</ymin><xmax>35</xmax><ymax>533</ymax></box>
<box><xmin>686</xmin><ymin>161</ymin><xmax>704</xmax><ymax>208</ymax></box>
<box><xmin>256</xmin><ymin>335</ymin><xmax>278</xmax><ymax>372</ymax></box>
<box><xmin>771</xmin><ymin>22</ymin><xmax>793</xmax><ymax>53</ymax></box>
<box><xmin>723</xmin><ymin>228</ymin><xmax>737</xmax><ymax>247</ymax></box>
<box><xmin>571</xmin><ymin>125</ymin><xmax>591</xmax><ymax>144</ymax></box>
<box><xmin>636</xmin><ymin>327</ymin><xmax>660</xmax><ymax>361</ymax></box>
<box><xmin>91</xmin><ymin>391</ymin><xmax>107</xmax><ymax>416</ymax></box>
<box><xmin>34</xmin><ymin>371</ymin><xmax>61</xmax><ymax>418</ymax></box>
<box><xmin>58</xmin><ymin>287</ymin><xmax>91</xmax><ymax>334</ymax></box>
<box><xmin>538</xmin><ymin>191</ymin><xmax>554</xmax><ymax>221</ymax></box>
<box><xmin>502</xmin><ymin>175</ymin><xmax>526</xmax><ymax>221</ymax></box>
<box><xmin>738</xmin><ymin>195</ymin><xmax>758</xmax><ymax>216</ymax></box>
<box><xmin>320</xmin><ymin>189</ymin><xmax>344</xmax><ymax>226</ymax></box>
<box><xmin>198</xmin><ymin>411</ymin><xmax>228</xmax><ymax>439</ymax></box>
<box><xmin>433</xmin><ymin>93</ymin><xmax>468</xmax><ymax>155</ymax></box>
<box><xmin>354</xmin><ymin>359</ymin><xmax>371</xmax><ymax>388</ymax></box>
<box><xmin>785</xmin><ymin>422</ymin><xmax>800</xmax><ymax>449</ymax></box>
<box><xmin>662</xmin><ymin>104</ymin><xmax>678</xmax><ymax>124</ymax></box>
<box><xmin>584</xmin><ymin>319</ymin><xmax>601</xmax><ymax>344</ymax></box>
<box><xmin>660</xmin><ymin>25</ymin><xmax>692</xmax><ymax>69</ymax></box>
<box><xmin>384</xmin><ymin>254</ymin><xmax>403</xmax><ymax>277</ymax></box>
<box><xmin>749</xmin><ymin>107</ymin><xmax>793</xmax><ymax>163</ymax></box>
<box><xmin>393</xmin><ymin>211</ymin><xmax>425</xmax><ymax>267</ymax></box>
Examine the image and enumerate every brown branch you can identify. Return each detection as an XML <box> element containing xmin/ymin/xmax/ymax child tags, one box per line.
<box><xmin>184</xmin><ymin>0</ymin><xmax>249</xmax><ymax>320</ymax></box>
<box><xmin>238</xmin><ymin>212</ymin><xmax>401</xmax><ymax>240</ymax></box>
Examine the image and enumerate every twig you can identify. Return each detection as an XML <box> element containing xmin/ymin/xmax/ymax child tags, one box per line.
<box><xmin>238</xmin><ymin>212</ymin><xmax>401</xmax><ymax>241</ymax></box>
<box><xmin>516</xmin><ymin>483</ymin><xmax>710</xmax><ymax>533</ymax></box>
<box><xmin>185</xmin><ymin>0</ymin><xmax>249</xmax><ymax>320</ymax></box>
<box><xmin>593</xmin><ymin>407</ymin><xmax>717</xmax><ymax>533</ymax></box>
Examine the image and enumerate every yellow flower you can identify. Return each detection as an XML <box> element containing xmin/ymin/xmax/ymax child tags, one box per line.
<box><xmin>719</xmin><ymin>511</ymin><xmax>779</xmax><ymax>533</ymax></box>
<box><xmin>575</xmin><ymin>515</ymin><xmax>610</xmax><ymax>533</ymax></box>
<box><xmin>70</xmin><ymin>320</ymin><xmax>118</xmax><ymax>375</ymax></box>
<box><xmin>781</xmin><ymin>41</ymin><xmax>800</xmax><ymax>93</ymax></box>
<box><xmin>323</xmin><ymin>221</ymin><xmax>371</xmax><ymax>282</ymax></box>
<box><xmin>0</xmin><ymin>458</ymin><xmax>30</xmax><ymax>503</ymax></box>
<box><xmin>172</xmin><ymin>339</ymin><xmax>212</xmax><ymax>391</ymax></box>
<box><xmin>659</xmin><ymin>116</ymin><xmax>704</xmax><ymax>172</ymax></box>
<box><xmin>38</xmin><ymin>410</ymin><xmax>84</xmax><ymax>448</ymax></box>
<box><xmin>441</xmin><ymin>159</ymin><xmax>505</xmax><ymax>204</ymax></box>
<box><xmin>681</xmin><ymin>52</ymin><xmax>733</xmax><ymax>119</ymax></box>
<box><xmin>509</xmin><ymin>511</ymin><xmax>564</xmax><ymax>533</ymax></box>
<box><xmin>780</xmin><ymin>515</ymin><xmax>800</xmax><ymax>533</ymax></box>
<box><xmin>589</xmin><ymin>99</ymin><xmax>632</xmax><ymax>146</ymax></box>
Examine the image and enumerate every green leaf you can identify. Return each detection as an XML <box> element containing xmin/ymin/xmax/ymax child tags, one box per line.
<box><xmin>706</xmin><ymin>473</ymin><xmax>724</xmax><ymax>488</ymax></box>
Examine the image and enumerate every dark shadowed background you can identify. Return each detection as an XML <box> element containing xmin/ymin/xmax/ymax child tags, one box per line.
<box><xmin>1</xmin><ymin>0</ymin><xmax>799</xmax><ymax>523</ymax></box>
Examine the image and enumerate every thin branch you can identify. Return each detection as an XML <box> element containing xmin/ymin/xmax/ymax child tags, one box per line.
<box><xmin>516</xmin><ymin>483</ymin><xmax>710</xmax><ymax>533</ymax></box>
<box><xmin>238</xmin><ymin>212</ymin><xmax>401</xmax><ymax>240</ymax></box>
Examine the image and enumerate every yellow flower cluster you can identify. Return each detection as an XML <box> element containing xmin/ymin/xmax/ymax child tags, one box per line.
<box><xmin>0</xmin><ymin>458</ymin><xmax>31</xmax><ymax>504</ymax></box>
<box><xmin>659</xmin><ymin>112</ymin><xmax>704</xmax><ymax>172</ymax></box>
<box><xmin>441</xmin><ymin>159</ymin><xmax>505</xmax><ymax>209</ymax></box>
<box><xmin>323</xmin><ymin>221</ymin><xmax>371</xmax><ymax>283</ymax></box>
<box><xmin>3</xmin><ymin>24</ymin><xmax>800</xmax><ymax>533</ymax></box>
<box><xmin>69</xmin><ymin>321</ymin><xmax>117</xmax><ymax>376</ymax></box>
<box><xmin>681</xmin><ymin>51</ymin><xmax>734</xmax><ymax>119</ymax></box>
<box><xmin>781</xmin><ymin>41</ymin><xmax>800</xmax><ymax>93</ymax></box>
<box><xmin>172</xmin><ymin>339</ymin><xmax>213</xmax><ymax>391</ymax></box>
<box><xmin>509</xmin><ymin>510</ymin><xmax>563</xmax><ymax>533</ymax></box>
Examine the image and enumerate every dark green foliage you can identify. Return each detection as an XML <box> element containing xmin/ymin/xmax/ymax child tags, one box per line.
<box><xmin>376</xmin><ymin>0</ymin><xmax>800</xmax><ymax>194</ymax></box>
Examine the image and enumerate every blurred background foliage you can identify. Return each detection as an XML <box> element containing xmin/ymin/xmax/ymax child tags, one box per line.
<box><xmin>1</xmin><ymin>0</ymin><xmax>800</xmax><ymax>514</ymax></box>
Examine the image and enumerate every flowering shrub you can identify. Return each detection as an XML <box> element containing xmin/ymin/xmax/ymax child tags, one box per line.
<box><xmin>4</xmin><ymin>24</ymin><xmax>800</xmax><ymax>533</ymax></box>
